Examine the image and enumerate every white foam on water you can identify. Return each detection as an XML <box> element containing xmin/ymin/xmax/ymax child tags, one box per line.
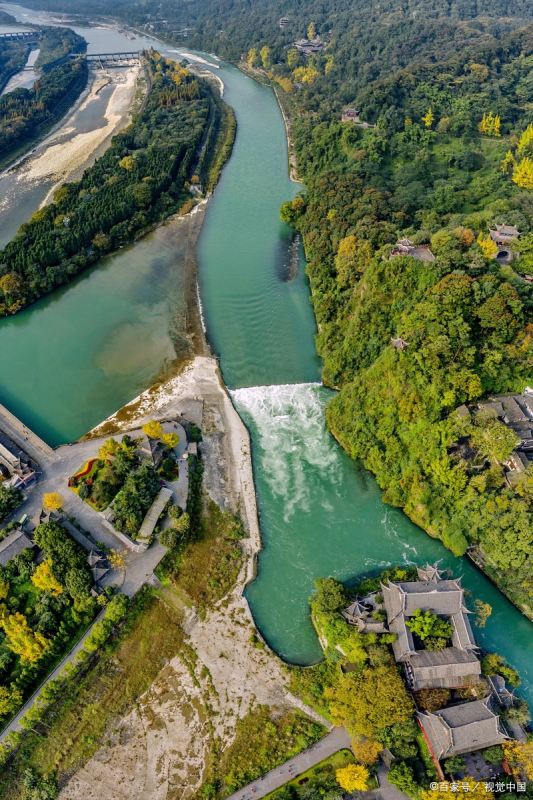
<box><xmin>232</xmin><ymin>382</ymin><xmax>339</xmax><ymax>522</ymax></box>
<box><xmin>178</xmin><ymin>51</ymin><xmax>220</xmax><ymax>69</ymax></box>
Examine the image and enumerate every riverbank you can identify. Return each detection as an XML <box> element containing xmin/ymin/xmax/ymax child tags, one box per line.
<box><xmin>31</xmin><ymin>65</ymin><xmax>142</xmax><ymax>202</ymax></box>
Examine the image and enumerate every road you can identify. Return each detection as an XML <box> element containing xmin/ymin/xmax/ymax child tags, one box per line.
<box><xmin>224</xmin><ymin>727</ymin><xmax>352</xmax><ymax>800</ymax></box>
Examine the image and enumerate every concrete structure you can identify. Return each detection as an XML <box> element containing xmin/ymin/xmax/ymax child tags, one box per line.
<box><xmin>381</xmin><ymin>567</ymin><xmax>480</xmax><ymax>691</ymax></box>
<box><xmin>293</xmin><ymin>37</ymin><xmax>324</xmax><ymax>55</ymax></box>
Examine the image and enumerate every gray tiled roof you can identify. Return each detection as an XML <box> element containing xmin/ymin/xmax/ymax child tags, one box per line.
<box><xmin>0</xmin><ymin>530</ymin><xmax>34</xmax><ymax>566</ymax></box>
<box><xmin>418</xmin><ymin>699</ymin><xmax>508</xmax><ymax>758</ymax></box>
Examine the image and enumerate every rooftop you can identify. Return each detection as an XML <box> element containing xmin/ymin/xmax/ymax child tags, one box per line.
<box><xmin>418</xmin><ymin>699</ymin><xmax>508</xmax><ymax>758</ymax></box>
<box><xmin>0</xmin><ymin>530</ymin><xmax>35</xmax><ymax>566</ymax></box>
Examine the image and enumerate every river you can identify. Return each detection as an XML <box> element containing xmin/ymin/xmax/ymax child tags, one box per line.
<box><xmin>0</xmin><ymin>6</ymin><xmax>531</xmax><ymax>704</ymax></box>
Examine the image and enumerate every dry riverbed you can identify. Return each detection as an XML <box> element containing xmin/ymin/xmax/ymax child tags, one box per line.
<box><xmin>57</xmin><ymin>357</ymin><xmax>325</xmax><ymax>800</ymax></box>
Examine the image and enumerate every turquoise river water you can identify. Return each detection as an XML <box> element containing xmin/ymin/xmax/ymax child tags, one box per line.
<box><xmin>0</xmin><ymin>8</ymin><xmax>531</xmax><ymax>703</ymax></box>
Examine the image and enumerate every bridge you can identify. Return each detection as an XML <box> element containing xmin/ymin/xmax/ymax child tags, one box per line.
<box><xmin>70</xmin><ymin>51</ymin><xmax>142</xmax><ymax>68</ymax></box>
<box><xmin>0</xmin><ymin>30</ymin><xmax>41</xmax><ymax>42</ymax></box>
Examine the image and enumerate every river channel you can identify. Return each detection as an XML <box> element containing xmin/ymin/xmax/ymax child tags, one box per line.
<box><xmin>0</xmin><ymin>6</ymin><xmax>531</xmax><ymax>703</ymax></box>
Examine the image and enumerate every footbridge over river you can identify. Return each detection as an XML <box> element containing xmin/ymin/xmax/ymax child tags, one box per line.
<box><xmin>0</xmin><ymin>30</ymin><xmax>41</xmax><ymax>43</ymax></box>
<box><xmin>70</xmin><ymin>51</ymin><xmax>142</xmax><ymax>68</ymax></box>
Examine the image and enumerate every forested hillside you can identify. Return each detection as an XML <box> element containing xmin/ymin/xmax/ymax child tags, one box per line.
<box><xmin>18</xmin><ymin>0</ymin><xmax>533</xmax><ymax>612</ymax></box>
<box><xmin>0</xmin><ymin>53</ymin><xmax>232</xmax><ymax>313</ymax></box>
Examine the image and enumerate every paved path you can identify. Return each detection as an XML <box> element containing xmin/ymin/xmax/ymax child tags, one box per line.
<box><xmin>224</xmin><ymin>727</ymin><xmax>352</xmax><ymax>800</ymax></box>
<box><xmin>377</xmin><ymin>764</ymin><xmax>410</xmax><ymax>800</ymax></box>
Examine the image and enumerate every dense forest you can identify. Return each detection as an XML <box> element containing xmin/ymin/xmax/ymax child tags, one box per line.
<box><xmin>0</xmin><ymin>40</ymin><xmax>29</xmax><ymax>94</ymax></box>
<box><xmin>0</xmin><ymin>52</ymin><xmax>231</xmax><ymax>313</ymax></box>
<box><xmin>7</xmin><ymin>1</ymin><xmax>533</xmax><ymax>610</ymax></box>
<box><xmin>0</xmin><ymin>26</ymin><xmax>87</xmax><ymax>167</ymax></box>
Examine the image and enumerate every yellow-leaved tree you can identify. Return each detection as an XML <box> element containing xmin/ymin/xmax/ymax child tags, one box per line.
<box><xmin>503</xmin><ymin>740</ymin><xmax>533</xmax><ymax>780</ymax></box>
<box><xmin>352</xmin><ymin>738</ymin><xmax>382</xmax><ymax>765</ymax></box>
<box><xmin>293</xmin><ymin>66</ymin><xmax>320</xmax><ymax>85</ymax></box>
<box><xmin>477</xmin><ymin>233</ymin><xmax>498</xmax><ymax>260</ymax></box>
<box><xmin>325</xmin><ymin>56</ymin><xmax>334</xmax><ymax>75</ymax></box>
<box><xmin>335</xmin><ymin>235</ymin><xmax>373</xmax><ymax>289</ymax></box>
<box><xmin>287</xmin><ymin>48</ymin><xmax>299</xmax><ymax>69</ymax></box>
<box><xmin>161</xmin><ymin>432</ymin><xmax>179</xmax><ymax>449</ymax></box>
<box><xmin>421</xmin><ymin>108</ymin><xmax>434</xmax><ymax>128</ymax></box>
<box><xmin>479</xmin><ymin>112</ymin><xmax>501</xmax><ymax>137</ymax></box>
<box><xmin>0</xmin><ymin>577</ymin><xmax>9</xmax><ymax>601</ymax></box>
<box><xmin>246</xmin><ymin>48</ymin><xmax>258</xmax><ymax>68</ymax></box>
<box><xmin>512</xmin><ymin>156</ymin><xmax>533</xmax><ymax>190</ymax></box>
<box><xmin>260</xmin><ymin>45</ymin><xmax>271</xmax><ymax>70</ymax></box>
<box><xmin>500</xmin><ymin>150</ymin><xmax>515</xmax><ymax>174</ymax></box>
<box><xmin>42</xmin><ymin>492</ymin><xmax>63</xmax><ymax>511</ymax></box>
<box><xmin>31</xmin><ymin>560</ymin><xmax>63</xmax><ymax>596</ymax></box>
<box><xmin>336</xmin><ymin>764</ymin><xmax>369</xmax><ymax>792</ymax></box>
<box><xmin>0</xmin><ymin>609</ymin><xmax>49</xmax><ymax>663</ymax></box>
<box><xmin>143</xmin><ymin>420</ymin><xmax>164</xmax><ymax>439</ymax></box>
<box><xmin>517</xmin><ymin>123</ymin><xmax>533</xmax><ymax>156</ymax></box>
<box><xmin>307</xmin><ymin>21</ymin><xmax>317</xmax><ymax>39</ymax></box>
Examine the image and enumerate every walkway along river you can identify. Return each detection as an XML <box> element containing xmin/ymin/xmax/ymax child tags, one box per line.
<box><xmin>0</xmin><ymin>7</ymin><xmax>531</xmax><ymax>704</ymax></box>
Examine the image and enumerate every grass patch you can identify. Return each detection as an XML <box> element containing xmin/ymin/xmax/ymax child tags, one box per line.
<box><xmin>0</xmin><ymin>589</ymin><xmax>185</xmax><ymax>799</ymax></box>
<box><xmin>198</xmin><ymin>705</ymin><xmax>326</xmax><ymax>799</ymax></box>
<box><xmin>159</xmin><ymin>497</ymin><xmax>245</xmax><ymax>616</ymax></box>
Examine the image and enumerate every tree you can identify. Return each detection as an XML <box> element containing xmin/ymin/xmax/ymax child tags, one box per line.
<box><xmin>92</xmin><ymin>232</ymin><xmax>111</xmax><ymax>251</ymax></box>
<box><xmin>173</xmin><ymin>512</ymin><xmax>190</xmax><ymax>537</ymax></box>
<box><xmin>307</xmin><ymin>21</ymin><xmax>317</xmax><ymax>39</ymax></box>
<box><xmin>483</xmin><ymin>745</ymin><xmax>503</xmax><ymax>765</ymax></box>
<box><xmin>444</xmin><ymin>755</ymin><xmax>466</xmax><ymax>775</ymax></box>
<box><xmin>260</xmin><ymin>46</ymin><xmax>271</xmax><ymax>70</ymax></box>
<box><xmin>161</xmin><ymin>432</ymin><xmax>179</xmax><ymax>448</ymax></box>
<box><xmin>326</xmin><ymin>664</ymin><xmax>413</xmax><ymax>737</ymax></box>
<box><xmin>108</xmin><ymin>549</ymin><xmax>125</xmax><ymax>569</ymax></box>
<box><xmin>481</xmin><ymin>653</ymin><xmax>520</xmax><ymax>687</ymax></box>
<box><xmin>405</xmin><ymin>609</ymin><xmax>453</xmax><ymax>645</ymax></box>
<box><xmin>336</xmin><ymin>764</ymin><xmax>369</xmax><ymax>792</ymax></box>
<box><xmin>119</xmin><ymin>155</ymin><xmax>135</xmax><ymax>171</ymax></box>
<box><xmin>22</xmin><ymin>768</ymin><xmax>59</xmax><ymax>800</ymax></box>
<box><xmin>0</xmin><ymin>610</ymin><xmax>49</xmax><ymax>663</ymax></box>
<box><xmin>471</xmin><ymin>418</ymin><xmax>519</xmax><ymax>463</ymax></box>
<box><xmin>500</xmin><ymin>150</ymin><xmax>515</xmax><ymax>174</ymax></box>
<box><xmin>474</xmin><ymin>599</ymin><xmax>492</xmax><ymax>627</ymax></box>
<box><xmin>476</xmin><ymin>233</ymin><xmax>498</xmax><ymax>260</ymax></box>
<box><xmin>98</xmin><ymin>438</ymin><xmax>120</xmax><ymax>459</ymax></box>
<box><xmin>352</xmin><ymin>738</ymin><xmax>381</xmax><ymax>765</ymax></box>
<box><xmin>0</xmin><ymin>685</ymin><xmax>22</xmax><ymax>718</ymax></box>
<box><xmin>479</xmin><ymin>112</ymin><xmax>500</xmax><ymax>137</ymax></box>
<box><xmin>415</xmin><ymin>688</ymin><xmax>451</xmax><ymax>711</ymax></box>
<box><xmin>512</xmin><ymin>157</ymin><xmax>533</xmax><ymax>189</ymax></box>
<box><xmin>517</xmin><ymin>123</ymin><xmax>533</xmax><ymax>156</ymax></box>
<box><xmin>142</xmin><ymin>420</ymin><xmax>163</xmax><ymax>439</ymax></box>
<box><xmin>335</xmin><ymin>235</ymin><xmax>372</xmax><ymax>288</ymax></box>
<box><xmin>42</xmin><ymin>492</ymin><xmax>63</xmax><ymax>512</ymax></box>
<box><xmin>31</xmin><ymin>560</ymin><xmax>63</xmax><ymax>596</ymax></box>
<box><xmin>388</xmin><ymin>762</ymin><xmax>418</xmax><ymax>795</ymax></box>
<box><xmin>0</xmin><ymin>576</ymin><xmax>9</xmax><ymax>601</ymax></box>
<box><xmin>287</xmin><ymin>48</ymin><xmax>299</xmax><ymax>69</ymax></box>
<box><xmin>504</xmin><ymin>699</ymin><xmax>531</xmax><ymax>726</ymax></box>
<box><xmin>503</xmin><ymin>740</ymin><xmax>533</xmax><ymax>780</ymax></box>
<box><xmin>421</xmin><ymin>108</ymin><xmax>434</xmax><ymax>128</ymax></box>
<box><xmin>246</xmin><ymin>48</ymin><xmax>258</xmax><ymax>68</ymax></box>
<box><xmin>293</xmin><ymin>66</ymin><xmax>319</xmax><ymax>86</ymax></box>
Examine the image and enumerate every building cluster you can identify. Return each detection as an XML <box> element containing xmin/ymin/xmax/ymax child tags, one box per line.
<box><xmin>343</xmin><ymin>566</ymin><xmax>512</xmax><ymax>779</ymax></box>
<box><xmin>293</xmin><ymin>36</ymin><xmax>324</xmax><ymax>55</ymax></box>
<box><xmin>0</xmin><ymin>434</ymin><xmax>38</xmax><ymax>490</ymax></box>
<box><xmin>340</xmin><ymin>107</ymin><xmax>373</xmax><ymax>128</ymax></box>
<box><xmin>456</xmin><ymin>392</ymin><xmax>533</xmax><ymax>485</ymax></box>
<box><xmin>0</xmin><ymin>513</ymin><xmax>110</xmax><ymax>594</ymax></box>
